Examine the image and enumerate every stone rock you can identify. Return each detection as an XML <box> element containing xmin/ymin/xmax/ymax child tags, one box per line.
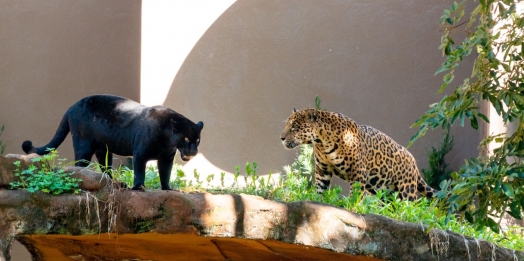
<box><xmin>0</xmin><ymin>154</ymin><xmax>40</xmax><ymax>188</ymax></box>
<box><xmin>63</xmin><ymin>166</ymin><xmax>111</xmax><ymax>191</ymax></box>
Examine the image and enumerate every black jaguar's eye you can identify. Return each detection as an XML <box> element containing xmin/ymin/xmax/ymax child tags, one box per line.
<box><xmin>184</xmin><ymin>137</ymin><xmax>189</xmax><ymax>142</ymax></box>
<box><xmin>197</xmin><ymin>138</ymin><xmax>200</xmax><ymax>142</ymax></box>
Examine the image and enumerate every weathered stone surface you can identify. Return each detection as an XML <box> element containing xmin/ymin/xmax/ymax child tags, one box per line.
<box><xmin>63</xmin><ymin>166</ymin><xmax>110</xmax><ymax>191</ymax></box>
<box><xmin>0</xmin><ymin>154</ymin><xmax>522</xmax><ymax>261</ymax></box>
<box><xmin>0</xmin><ymin>154</ymin><xmax>40</xmax><ymax>188</ymax></box>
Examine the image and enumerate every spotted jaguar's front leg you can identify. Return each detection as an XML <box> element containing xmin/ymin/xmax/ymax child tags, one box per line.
<box><xmin>314</xmin><ymin>157</ymin><xmax>333</xmax><ymax>194</ymax></box>
<box><xmin>352</xmin><ymin>168</ymin><xmax>369</xmax><ymax>194</ymax></box>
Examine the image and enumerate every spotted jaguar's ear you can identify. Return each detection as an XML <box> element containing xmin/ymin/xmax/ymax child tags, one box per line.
<box><xmin>304</xmin><ymin>109</ymin><xmax>317</xmax><ymax>123</ymax></box>
<box><xmin>293</xmin><ymin>108</ymin><xmax>296</xmax><ymax>113</ymax></box>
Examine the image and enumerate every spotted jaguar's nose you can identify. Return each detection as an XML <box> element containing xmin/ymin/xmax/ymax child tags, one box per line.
<box><xmin>280</xmin><ymin>132</ymin><xmax>286</xmax><ymax>141</ymax></box>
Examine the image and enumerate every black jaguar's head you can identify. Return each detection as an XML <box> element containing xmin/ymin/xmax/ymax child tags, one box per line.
<box><xmin>280</xmin><ymin>108</ymin><xmax>317</xmax><ymax>149</ymax></box>
<box><xmin>171</xmin><ymin>120</ymin><xmax>204</xmax><ymax>161</ymax></box>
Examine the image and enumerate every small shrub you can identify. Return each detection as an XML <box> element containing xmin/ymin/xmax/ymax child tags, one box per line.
<box><xmin>107</xmin><ymin>165</ymin><xmax>134</xmax><ymax>187</ymax></box>
<box><xmin>421</xmin><ymin>126</ymin><xmax>454</xmax><ymax>189</ymax></box>
<box><xmin>170</xmin><ymin>168</ymin><xmax>188</xmax><ymax>190</ymax></box>
<box><xmin>9</xmin><ymin>150</ymin><xmax>81</xmax><ymax>194</ymax></box>
<box><xmin>289</xmin><ymin>96</ymin><xmax>325</xmax><ymax>187</ymax></box>
<box><xmin>291</xmin><ymin>145</ymin><xmax>315</xmax><ymax>186</ymax></box>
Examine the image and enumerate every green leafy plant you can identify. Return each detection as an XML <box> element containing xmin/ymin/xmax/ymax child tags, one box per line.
<box><xmin>421</xmin><ymin>126</ymin><xmax>454</xmax><ymax>189</ymax></box>
<box><xmin>0</xmin><ymin>125</ymin><xmax>5</xmax><ymax>155</ymax></box>
<box><xmin>9</xmin><ymin>150</ymin><xmax>81</xmax><ymax>194</ymax></box>
<box><xmin>171</xmin><ymin>168</ymin><xmax>188</xmax><ymax>190</ymax></box>
<box><xmin>291</xmin><ymin>145</ymin><xmax>315</xmax><ymax>186</ymax></box>
<box><xmin>409</xmin><ymin>0</ymin><xmax>524</xmax><ymax>232</ymax></box>
<box><xmin>289</xmin><ymin>96</ymin><xmax>325</xmax><ymax>186</ymax></box>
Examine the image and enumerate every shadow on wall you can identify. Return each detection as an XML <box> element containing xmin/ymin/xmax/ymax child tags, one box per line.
<box><xmin>163</xmin><ymin>0</ymin><xmax>479</xmax><ymax>176</ymax></box>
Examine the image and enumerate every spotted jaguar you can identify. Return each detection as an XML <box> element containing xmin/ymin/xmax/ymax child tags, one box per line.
<box><xmin>280</xmin><ymin>108</ymin><xmax>437</xmax><ymax>200</ymax></box>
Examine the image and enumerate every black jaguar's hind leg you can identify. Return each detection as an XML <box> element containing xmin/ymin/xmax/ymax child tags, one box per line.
<box><xmin>72</xmin><ymin>139</ymin><xmax>95</xmax><ymax>167</ymax></box>
<box><xmin>95</xmin><ymin>150</ymin><xmax>113</xmax><ymax>178</ymax></box>
<box><xmin>74</xmin><ymin>151</ymin><xmax>95</xmax><ymax>167</ymax></box>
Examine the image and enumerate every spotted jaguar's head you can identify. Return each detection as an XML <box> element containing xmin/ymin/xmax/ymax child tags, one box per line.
<box><xmin>280</xmin><ymin>108</ymin><xmax>317</xmax><ymax>149</ymax></box>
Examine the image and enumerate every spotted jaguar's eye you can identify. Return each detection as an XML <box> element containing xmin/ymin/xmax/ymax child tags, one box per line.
<box><xmin>291</xmin><ymin>128</ymin><xmax>295</xmax><ymax>131</ymax></box>
<box><xmin>184</xmin><ymin>137</ymin><xmax>189</xmax><ymax>142</ymax></box>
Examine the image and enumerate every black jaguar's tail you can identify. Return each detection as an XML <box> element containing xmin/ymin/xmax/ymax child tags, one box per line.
<box><xmin>22</xmin><ymin>112</ymin><xmax>70</xmax><ymax>155</ymax></box>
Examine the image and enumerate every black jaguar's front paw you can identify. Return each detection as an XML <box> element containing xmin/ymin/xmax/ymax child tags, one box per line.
<box><xmin>161</xmin><ymin>186</ymin><xmax>172</xmax><ymax>191</ymax></box>
<box><xmin>131</xmin><ymin>184</ymin><xmax>146</xmax><ymax>191</ymax></box>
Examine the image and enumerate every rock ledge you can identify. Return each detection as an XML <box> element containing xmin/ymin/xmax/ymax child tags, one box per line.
<box><xmin>0</xmin><ymin>155</ymin><xmax>522</xmax><ymax>261</ymax></box>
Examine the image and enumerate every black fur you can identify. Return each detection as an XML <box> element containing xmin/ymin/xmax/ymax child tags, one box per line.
<box><xmin>22</xmin><ymin>94</ymin><xmax>203</xmax><ymax>190</ymax></box>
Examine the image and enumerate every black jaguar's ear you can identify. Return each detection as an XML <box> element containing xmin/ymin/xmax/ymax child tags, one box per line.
<box><xmin>196</xmin><ymin>121</ymin><xmax>204</xmax><ymax>130</ymax></box>
<box><xmin>293</xmin><ymin>108</ymin><xmax>296</xmax><ymax>112</ymax></box>
<box><xmin>170</xmin><ymin>119</ymin><xmax>178</xmax><ymax>131</ymax></box>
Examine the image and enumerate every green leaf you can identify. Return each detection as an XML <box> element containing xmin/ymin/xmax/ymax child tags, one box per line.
<box><xmin>450</xmin><ymin>110</ymin><xmax>460</xmax><ymax>124</ymax></box>
<box><xmin>470</xmin><ymin>115</ymin><xmax>478</xmax><ymax>130</ymax></box>
<box><xmin>435</xmin><ymin>64</ymin><xmax>450</xmax><ymax>75</ymax></box>
<box><xmin>487</xmin><ymin>217</ymin><xmax>499</xmax><ymax>233</ymax></box>
<box><xmin>450</xmin><ymin>2</ymin><xmax>457</xmax><ymax>11</ymax></box>
<box><xmin>508</xmin><ymin>202</ymin><xmax>522</xmax><ymax>220</ymax></box>
<box><xmin>494</xmin><ymin>180</ymin><xmax>501</xmax><ymax>193</ymax></box>
<box><xmin>477</xmin><ymin>112</ymin><xmax>489</xmax><ymax>123</ymax></box>
<box><xmin>501</xmin><ymin>183</ymin><xmax>515</xmax><ymax>198</ymax></box>
<box><xmin>465</xmin><ymin>211</ymin><xmax>474</xmax><ymax>223</ymax></box>
<box><xmin>407</xmin><ymin>127</ymin><xmax>427</xmax><ymax>147</ymax></box>
<box><xmin>445</xmin><ymin>41</ymin><xmax>453</xmax><ymax>56</ymax></box>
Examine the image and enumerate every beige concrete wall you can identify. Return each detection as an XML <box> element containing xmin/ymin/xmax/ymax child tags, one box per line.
<box><xmin>0</xmin><ymin>0</ymin><xmax>480</xmax><ymax>186</ymax></box>
<box><xmin>162</xmin><ymin>0</ymin><xmax>480</xmax><ymax>182</ymax></box>
<box><xmin>0</xmin><ymin>0</ymin><xmax>141</xmax><ymax>163</ymax></box>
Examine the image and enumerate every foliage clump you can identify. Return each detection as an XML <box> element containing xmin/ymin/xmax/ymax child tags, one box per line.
<box><xmin>10</xmin><ymin>150</ymin><xmax>81</xmax><ymax>194</ymax></box>
<box><xmin>409</xmin><ymin>0</ymin><xmax>524</xmax><ymax>232</ymax></box>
